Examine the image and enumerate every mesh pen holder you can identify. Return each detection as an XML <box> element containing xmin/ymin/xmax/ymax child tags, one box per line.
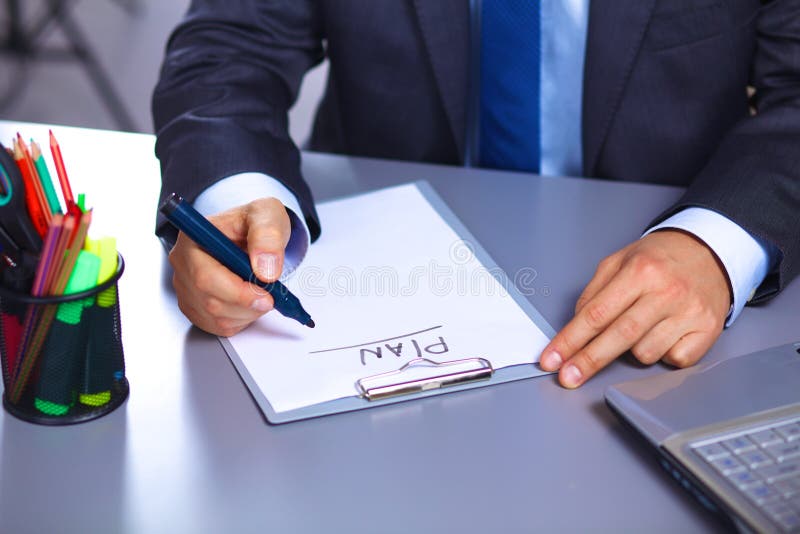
<box><xmin>0</xmin><ymin>254</ymin><xmax>128</xmax><ymax>425</ymax></box>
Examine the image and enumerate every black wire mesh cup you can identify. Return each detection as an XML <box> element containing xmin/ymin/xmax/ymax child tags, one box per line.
<box><xmin>0</xmin><ymin>254</ymin><xmax>128</xmax><ymax>425</ymax></box>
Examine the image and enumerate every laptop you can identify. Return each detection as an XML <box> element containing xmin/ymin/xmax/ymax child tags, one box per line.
<box><xmin>605</xmin><ymin>341</ymin><xmax>800</xmax><ymax>532</ymax></box>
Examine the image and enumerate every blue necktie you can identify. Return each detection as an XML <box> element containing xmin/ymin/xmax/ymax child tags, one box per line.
<box><xmin>478</xmin><ymin>0</ymin><xmax>540</xmax><ymax>172</ymax></box>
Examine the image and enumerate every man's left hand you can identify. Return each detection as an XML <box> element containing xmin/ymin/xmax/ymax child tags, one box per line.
<box><xmin>539</xmin><ymin>229</ymin><xmax>732</xmax><ymax>388</ymax></box>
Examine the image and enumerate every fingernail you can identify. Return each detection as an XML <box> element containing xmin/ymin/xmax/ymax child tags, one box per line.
<box><xmin>541</xmin><ymin>350</ymin><xmax>563</xmax><ymax>371</ymax></box>
<box><xmin>251</xmin><ymin>298</ymin><xmax>272</xmax><ymax>313</ymax></box>
<box><xmin>562</xmin><ymin>364</ymin><xmax>583</xmax><ymax>388</ymax></box>
<box><xmin>257</xmin><ymin>253</ymin><xmax>279</xmax><ymax>280</ymax></box>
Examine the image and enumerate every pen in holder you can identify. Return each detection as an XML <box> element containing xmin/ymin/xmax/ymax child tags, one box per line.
<box><xmin>0</xmin><ymin>254</ymin><xmax>128</xmax><ymax>425</ymax></box>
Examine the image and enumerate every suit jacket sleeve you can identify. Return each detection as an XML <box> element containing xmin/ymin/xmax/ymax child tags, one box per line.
<box><xmin>151</xmin><ymin>0</ymin><xmax>323</xmax><ymax>245</ymax></box>
<box><xmin>650</xmin><ymin>0</ymin><xmax>800</xmax><ymax>303</ymax></box>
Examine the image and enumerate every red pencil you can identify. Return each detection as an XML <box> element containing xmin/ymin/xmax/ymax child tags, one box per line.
<box><xmin>12</xmin><ymin>137</ymin><xmax>50</xmax><ymax>237</ymax></box>
<box><xmin>16</xmin><ymin>134</ymin><xmax>52</xmax><ymax>226</ymax></box>
<box><xmin>49</xmin><ymin>130</ymin><xmax>75</xmax><ymax>210</ymax></box>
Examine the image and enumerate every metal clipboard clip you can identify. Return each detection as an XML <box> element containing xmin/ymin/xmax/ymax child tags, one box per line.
<box><xmin>356</xmin><ymin>357</ymin><xmax>494</xmax><ymax>401</ymax></box>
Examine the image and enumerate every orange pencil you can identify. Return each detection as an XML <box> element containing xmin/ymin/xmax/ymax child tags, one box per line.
<box><xmin>55</xmin><ymin>210</ymin><xmax>92</xmax><ymax>293</ymax></box>
<box><xmin>12</xmin><ymin>137</ymin><xmax>50</xmax><ymax>237</ymax></box>
<box><xmin>49</xmin><ymin>130</ymin><xmax>75</xmax><ymax>209</ymax></box>
<box><xmin>42</xmin><ymin>214</ymin><xmax>76</xmax><ymax>294</ymax></box>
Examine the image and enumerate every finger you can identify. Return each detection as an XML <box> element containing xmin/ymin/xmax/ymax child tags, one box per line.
<box><xmin>207</xmin><ymin>211</ymin><xmax>246</xmax><ymax>245</ymax></box>
<box><xmin>168</xmin><ymin>232</ymin><xmax>198</xmax><ymax>274</ymax></box>
<box><xmin>557</xmin><ymin>295</ymin><xmax>668</xmax><ymax>388</ymax></box>
<box><xmin>662</xmin><ymin>331</ymin><xmax>717</xmax><ymax>369</ymax></box>
<box><xmin>171</xmin><ymin>222</ymin><xmax>275</xmax><ymax>335</ymax></box>
<box><xmin>246</xmin><ymin>198</ymin><xmax>291</xmax><ymax>282</ymax></box>
<box><xmin>174</xmin><ymin>228</ymin><xmax>274</xmax><ymax>308</ymax></box>
<box><xmin>177</xmin><ymin>297</ymin><xmax>252</xmax><ymax>337</ymax></box>
<box><xmin>170</xmin><ymin>230</ymin><xmax>237</xmax><ymax>287</ymax></box>
<box><xmin>574</xmin><ymin>253</ymin><xmax>624</xmax><ymax>314</ymax></box>
<box><xmin>174</xmin><ymin>271</ymin><xmax>274</xmax><ymax>321</ymax></box>
<box><xmin>630</xmin><ymin>317</ymin><xmax>689</xmax><ymax>365</ymax></box>
<box><xmin>174</xmin><ymin>288</ymin><xmax>226</xmax><ymax>335</ymax></box>
<box><xmin>540</xmin><ymin>273</ymin><xmax>643</xmax><ymax>371</ymax></box>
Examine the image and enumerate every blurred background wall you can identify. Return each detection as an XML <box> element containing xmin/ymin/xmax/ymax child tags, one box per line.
<box><xmin>0</xmin><ymin>0</ymin><xmax>328</xmax><ymax>145</ymax></box>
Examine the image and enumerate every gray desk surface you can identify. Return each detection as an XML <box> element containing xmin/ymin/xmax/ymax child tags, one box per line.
<box><xmin>1</xmin><ymin>122</ymin><xmax>797</xmax><ymax>533</ymax></box>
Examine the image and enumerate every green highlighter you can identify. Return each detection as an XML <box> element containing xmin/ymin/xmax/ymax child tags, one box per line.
<box><xmin>80</xmin><ymin>237</ymin><xmax>121</xmax><ymax>407</ymax></box>
<box><xmin>35</xmin><ymin>250</ymin><xmax>101</xmax><ymax>416</ymax></box>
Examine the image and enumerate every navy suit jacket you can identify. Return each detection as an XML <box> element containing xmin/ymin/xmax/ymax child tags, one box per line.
<box><xmin>153</xmin><ymin>0</ymin><xmax>800</xmax><ymax>301</ymax></box>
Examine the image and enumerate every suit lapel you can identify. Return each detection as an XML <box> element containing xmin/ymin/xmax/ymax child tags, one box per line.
<box><xmin>582</xmin><ymin>0</ymin><xmax>656</xmax><ymax>176</ymax></box>
<box><xmin>412</xmin><ymin>0</ymin><xmax>470</xmax><ymax>160</ymax></box>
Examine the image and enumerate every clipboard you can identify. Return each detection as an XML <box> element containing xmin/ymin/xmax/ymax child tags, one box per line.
<box><xmin>219</xmin><ymin>181</ymin><xmax>556</xmax><ymax>424</ymax></box>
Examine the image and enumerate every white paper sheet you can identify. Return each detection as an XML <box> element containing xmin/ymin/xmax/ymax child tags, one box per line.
<box><xmin>224</xmin><ymin>183</ymin><xmax>551</xmax><ymax>414</ymax></box>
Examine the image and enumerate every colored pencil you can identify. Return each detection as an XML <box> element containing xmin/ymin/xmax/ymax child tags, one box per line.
<box><xmin>10</xmin><ymin>216</ymin><xmax>65</xmax><ymax>396</ymax></box>
<box><xmin>10</xmin><ymin>211</ymin><xmax>92</xmax><ymax>402</ymax></box>
<box><xmin>41</xmin><ymin>215</ymin><xmax>75</xmax><ymax>295</ymax></box>
<box><xmin>16</xmin><ymin>135</ymin><xmax>52</xmax><ymax>227</ymax></box>
<box><xmin>31</xmin><ymin>140</ymin><xmax>62</xmax><ymax>215</ymax></box>
<box><xmin>12</xmin><ymin>137</ymin><xmax>50</xmax><ymax>237</ymax></box>
<box><xmin>31</xmin><ymin>214</ymin><xmax>66</xmax><ymax>296</ymax></box>
<box><xmin>49</xmin><ymin>131</ymin><xmax>75</xmax><ymax>209</ymax></box>
<box><xmin>55</xmin><ymin>210</ymin><xmax>92</xmax><ymax>293</ymax></box>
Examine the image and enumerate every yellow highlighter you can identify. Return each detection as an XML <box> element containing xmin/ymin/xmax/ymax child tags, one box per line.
<box><xmin>80</xmin><ymin>237</ymin><xmax>122</xmax><ymax>407</ymax></box>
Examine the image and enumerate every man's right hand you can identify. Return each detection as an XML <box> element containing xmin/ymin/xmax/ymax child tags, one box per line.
<box><xmin>168</xmin><ymin>197</ymin><xmax>291</xmax><ymax>337</ymax></box>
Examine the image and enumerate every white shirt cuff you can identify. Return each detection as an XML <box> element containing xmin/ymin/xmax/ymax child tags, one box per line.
<box><xmin>193</xmin><ymin>172</ymin><xmax>310</xmax><ymax>278</ymax></box>
<box><xmin>643</xmin><ymin>207</ymin><xmax>772</xmax><ymax>326</ymax></box>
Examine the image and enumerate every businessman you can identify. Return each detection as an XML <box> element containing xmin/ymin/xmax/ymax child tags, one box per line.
<box><xmin>153</xmin><ymin>1</ymin><xmax>800</xmax><ymax>388</ymax></box>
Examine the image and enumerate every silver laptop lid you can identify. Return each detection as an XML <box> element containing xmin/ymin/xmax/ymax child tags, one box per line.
<box><xmin>605</xmin><ymin>342</ymin><xmax>800</xmax><ymax>446</ymax></box>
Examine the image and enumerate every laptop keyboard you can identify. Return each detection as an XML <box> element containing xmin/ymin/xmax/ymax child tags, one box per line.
<box><xmin>691</xmin><ymin>416</ymin><xmax>800</xmax><ymax>532</ymax></box>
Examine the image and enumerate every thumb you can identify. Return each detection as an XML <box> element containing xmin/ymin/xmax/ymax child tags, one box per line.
<box><xmin>245</xmin><ymin>198</ymin><xmax>291</xmax><ymax>283</ymax></box>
